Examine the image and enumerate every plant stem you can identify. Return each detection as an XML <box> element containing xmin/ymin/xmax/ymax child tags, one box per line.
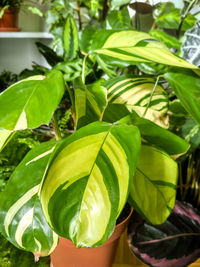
<box><xmin>143</xmin><ymin>75</ymin><xmax>162</xmax><ymax>117</ymax></box>
<box><xmin>82</xmin><ymin>54</ymin><xmax>88</xmax><ymax>84</ymax></box>
<box><xmin>102</xmin><ymin>0</ymin><xmax>108</xmax><ymax>20</ymax></box>
<box><xmin>77</xmin><ymin>1</ymin><xmax>82</xmax><ymax>30</ymax></box>
<box><xmin>52</xmin><ymin>114</ymin><xmax>62</xmax><ymax>141</ymax></box>
<box><xmin>177</xmin><ymin>0</ymin><xmax>197</xmax><ymax>38</ymax></box>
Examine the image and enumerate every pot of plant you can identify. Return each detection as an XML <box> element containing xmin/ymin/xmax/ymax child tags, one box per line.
<box><xmin>0</xmin><ymin>27</ymin><xmax>197</xmax><ymax>267</ymax></box>
<box><xmin>51</xmin><ymin>205</ymin><xmax>133</xmax><ymax>267</ymax></box>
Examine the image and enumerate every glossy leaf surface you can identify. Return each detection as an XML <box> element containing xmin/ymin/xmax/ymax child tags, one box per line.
<box><xmin>40</xmin><ymin>121</ymin><xmax>141</xmax><ymax>248</ymax></box>
<box><xmin>74</xmin><ymin>79</ymin><xmax>107</xmax><ymax>129</ymax></box>
<box><xmin>119</xmin><ymin>112</ymin><xmax>189</xmax><ymax>157</ymax></box>
<box><xmin>104</xmin><ymin>76</ymin><xmax>168</xmax><ymax>128</ymax></box>
<box><xmin>128</xmin><ymin>201</ymin><xmax>200</xmax><ymax>267</ymax></box>
<box><xmin>129</xmin><ymin>144</ymin><xmax>178</xmax><ymax>224</ymax></box>
<box><xmin>0</xmin><ymin>71</ymin><xmax>64</xmax><ymax>131</ymax></box>
<box><xmin>164</xmin><ymin>70</ymin><xmax>200</xmax><ymax>126</ymax></box>
<box><xmin>0</xmin><ymin>141</ymin><xmax>58</xmax><ymax>256</ymax></box>
<box><xmin>91</xmin><ymin>30</ymin><xmax>196</xmax><ymax>69</ymax></box>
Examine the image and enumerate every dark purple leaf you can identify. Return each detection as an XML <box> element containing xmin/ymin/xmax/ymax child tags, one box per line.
<box><xmin>128</xmin><ymin>201</ymin><xmax>200</xmax><ymax>267</ymax></box>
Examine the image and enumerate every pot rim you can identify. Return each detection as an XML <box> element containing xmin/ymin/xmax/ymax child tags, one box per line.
<box><xmin>115</xmin><ymin>207</ymin><xmax>133</xmax><ymax>230</ymax></box>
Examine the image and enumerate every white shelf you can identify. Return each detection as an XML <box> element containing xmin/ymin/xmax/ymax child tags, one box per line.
<box><xmin>0</xmin><ymin>32</ymin><xmax>53</xmax><ymax>39</ymax></box>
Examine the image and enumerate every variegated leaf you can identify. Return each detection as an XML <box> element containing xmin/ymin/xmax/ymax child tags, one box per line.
<box><xmin>64</xmin><ymin>16</ymin><xmax>79</xmax><ymax>59</ymax></box>
<box><xmin>40</xmin><ymin>121</ymin><xmax>141</xmax><ymax>248</ymax></box>
<box><xmin>74</xmin><ymin>79</ymin><xmax>107</xmax><ymax>129</ymax></box>
<box><xmin>181</xmin><ymin>21</ymin><xmax>200</xmax><ymax>67</ymax></box>
<box><xmin>0</xmin><ymin>128</ymin><xmax>13</xmax><ymax>152</ymax></box>
<box><xmin>104</xmin><ymin>76</ymin><xmax>169</xmax><ymax>128</ymax></box>
<box><xmin>129</xmin><ymin>144</ymin><xmax>178</xmax><ymax>224</ymax></box>
<box><xmin>91</xmin><ymin>30</ymin><xmax>197</xmax><ymax>69</ymax></box>
<box><xmin>0</xmin><ymin>70</ymin><xmax>64</xmax><ymax>131</ymax></box>
<box><xmin>0</xmin><ymin>141</ymin><xmax>59</xmax><ymax>256</ymax></box>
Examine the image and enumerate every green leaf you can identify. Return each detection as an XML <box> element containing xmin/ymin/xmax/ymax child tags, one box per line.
<box><xmin>63</xmin><ymin>16</ymin><xmax>79</xmax><ymax>60</ymax></box>
<box><xmin>129</xmin><ymin>144</ymin><xmax>178</xmax><ymax>224</ymax></box>
<box><xmin>27</xmin><ymin>7</ymin><xmax>43</xmax><ymax>17</ymax></box>
<box><xmin>0</xmin><ymin>233</ymin><xmax>50</xmax><ymax>267</ymax></box>
<box><xmin>106</xmin><ymin>7</ymin><xmax>131</xmax><ymax>30</ymax></box>
<box><xmin>0</xmin><ymin>141</ymin><xmax>58</xmax><ymax>256</ymax></box>
<box><xmin>0</xmin><ymin>70</ymin><xmax>64</xmax><ymax>131</ymax></box>
<box><xmin>40</xmin><ymin>121</ymin><xmax>141</xmax><ymax>248</ymax></box>
<box><xmin>91</xmin><ymin>30</ymin><xmax>196</xmax><ymax>69</ymax></box>
<box><xmin>36</xmin><ymin>42</ymin><xmax>62</xmax><ymax>67</ymax></box>
<box><xmin>104</xmin><ymin>75</ymin><xmax>169</xmax><ymax>128</ymax></box>
<box><xmin>150</xmin><ymin>29</ymin><xmax>181</xmax><ymax>49</ymax></box>
<box><xmin>119</xmin><ymin>112</ymin><xmax>190</xmax><ymax>157</ymax></box>
<box><xmin>154</xmin><ymin>2</ymin><xmax>196</xmax><ymax>31</ymax></box>
<box><xmin>164</xmin><ymin>69</ymin><xmax>200</xmax><ymax>126</ymax></box>
<box><xmin>111</xmin><ymin>0</ymin><xmax>130</xmax><ymax>9</ymax></box>
<box><xmin>53</xmin><ymin>59</ymin><xmax>86</xmax><ymax>81</ymax></box>
<box><xmin>74</xmin><ymin>79</ymin><xmax>107</xmax><ymax>129</ymax></box>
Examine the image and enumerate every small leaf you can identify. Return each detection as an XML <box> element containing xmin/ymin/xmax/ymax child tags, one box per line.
<box><xmin>128</xmin><ymin>201</ymin><xmax>200</xmax><ymax>267</ymax></box>
<box><xmin>36</xmin><ymin>42</ymin><xmax>62</xmax><ymax>67</ymax></box>
<box><xmin>63</xmin><ymin>16</ymin><xmax>79</xmax><ymax>59</ymax></box>
<box><xmin>74</xmin><ymin>79</ymin><xmax>107</xmax><ymax>129</ymax></box>
<box><xmin>129</xmin><ymin>144</ymin><xmax>178</xmax><ymax>224</ymax></box>
<box><xmin>150</xmin><ymin>29</ymin><xmax>181</xmax><ymax>49</ymax></box>
<box><xmin>164</xmin><ymin>69</ymin><xmax>200</xmax><ymax>126</ymax></box>
<box><xmin>106</xmin><ymin>7</ymin><xmax>131</xmax><ymax>30</ymax></box>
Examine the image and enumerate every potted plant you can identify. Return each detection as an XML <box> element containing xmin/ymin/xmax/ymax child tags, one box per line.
<box><xmin>0</xmin><ymin>23</ymin><xmax>197</xmax><ymax>267</ymax></box>
<box><xmin>0</xmin><ymin>0</ymin><xmax>23</xmax><ymax>31</ymax></box>
<box><xmin>0</xmin><ymin>0</ymin><xmax>45</xmax><ymax>32</ymax></box>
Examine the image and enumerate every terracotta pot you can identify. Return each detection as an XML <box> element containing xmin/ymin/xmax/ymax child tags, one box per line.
<box><xmin>0</xmin><ymin>8</ymin><xmax>20</xmax><ymax>32</ymax></box>
<box><xmin>51</xmin><ymin>209</ymin><xmax>133</xmax><ymax>267</ymax></box>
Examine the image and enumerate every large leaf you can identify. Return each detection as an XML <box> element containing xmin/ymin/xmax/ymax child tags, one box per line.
<box><xmin>128</xmin><ymin>201</ymin><xmax>200</xmax><ymax>267</ymax></box>
<box><xmin>0</xmin><ymin>141</ymin><xmax>59</xmax><ymax>257</ymax></box>
<box><xmin>164</xmin><ymin>69</ymin><xmax>200</xmax><ymax>126</ymax></box>
<box><xmin>181</xmin><ymin>21</ymin><xmax>200</xmax><ymax>67</ymax></box>
<box><xmin>40</xmin><ymin>121</ymin><xmax>141</xmax><ymax>248</ymax></box>
<box><xmin>0</xmin><ymin>71</ymin><xmax>64</xmax><ymax>131</ymax></box>
<box><xmin>118</xmin><ymin>112</ymin><xmax>190</xmax><ymax>157</ymax></box>
<box><xmin>63</xmin><ymin>16</ymin><xmax>79</xmax><ymax>60</ymax></box>
<box><xmin>90</xmin><ymin>30</ymin><xmax>196</xmax><ymax>69</ymax></box>
<box><xmin>74</xmin><ymin>79</ymin><xmax>107</xmax><ymax>129</ymax></box>
<box><xmin>104</xmin><ymin>76</ymin><xmax>169</xmax><ymax>128</ymax></box>
<box><xmin>129</xmin><ymin>144</ymin><xmax>178</xmax><ymax>225</ymax></box>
